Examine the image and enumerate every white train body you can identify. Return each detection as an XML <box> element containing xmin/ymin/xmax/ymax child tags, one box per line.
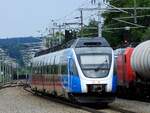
<box><xmin>30</xmin><ymin>38</ymin><xmax>116</xmax><ymax>103</ymax></box>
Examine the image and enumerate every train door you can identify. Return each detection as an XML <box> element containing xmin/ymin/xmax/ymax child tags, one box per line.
<box><xmin>68</xmin><ymin>57</ymin><xmax>81</xmax><ymax>92</ymax></box>
<box><xmin>31</xmin><ymin>64</ymin><xmax>36</xmax><ymax>89</ymax></box>
<box><xmin>38</xmin><ymin>62</ymin><xmax>44</xmax><ymax>91</ymax></box>
<box><xmin>44</xmin><ymin>57</ymin><xmax>51</xmax><ymax>93</ymax></box>
<box><xmin>43</xmin><ymin>63</ymin><xmax>50</xmax><ymax>93</ymax></box>
<box><xmin>60</xmin><ymin>56</ymin><xmax>69</xmax><ymax>93</ymax></box>
<box><xmin>51</xmin><ymin>56</ymin><xmax>55</xmax><ymax>95</ymax></box>
<box><xmin>42</xmin><ymin>63</ymin><xmax>45</xmax><ymax>91</ymax></box>
<box><xmin>54</xmin><ymin>56</ymin><xmax>62</xmax><ymax>96</ymax></box>
<box><xmin>68</xmin><ymin>57</ymin><xmax>72</xmax><ymax>91</ymax></box>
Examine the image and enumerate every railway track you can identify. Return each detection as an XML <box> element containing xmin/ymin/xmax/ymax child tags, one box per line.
<box><xmin>0</xmin><ymin>81</ymin><xmax>143</xmax><ymax>113</ymax></box>
<box><xmin>23</xmin><ymin>84</ymin><xmax>137</xmax><ymax>113</ymax></box>
<box><xmin>118</xmin><ymin>95</ymin><xmax>150</xmax><ymax>103</ymax></box>
<box><xmin>0</xmin><ymin>81</ymin><xmax>147</xmax><ymax>113</ymax></box>
<box><xmin>0</xmin><ymin>81</ymin><xmax>24</xmax><ymax>90</ymax></box>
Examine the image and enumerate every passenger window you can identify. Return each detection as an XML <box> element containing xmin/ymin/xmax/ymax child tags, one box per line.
<box><xmin>49</xmin><ymin>65</ymin><xmax>51</xmax><ymax>74</ymax></box>
<box><xmin>46</xmin><ymin>65</ymin><xmax>49</xmax><ymax>74</ymax></box>
<box><xmin>72</xmin><ymin>62</ymin><xmax>78</xmax><ymax>75</ymax></box>
<box><xmin>40</xmin><ymin>66</ymin><xmax>42</xmax><ymax>74</ymax></box>
<box><xmin>60</xmin><ymin>56</ymin><xmax>67</xmax><ymax>74</ymax></box>
<box><xmin>35</xmin><ymin>67</ymin><xmax>37</xmax><ymax>74</ymax></box>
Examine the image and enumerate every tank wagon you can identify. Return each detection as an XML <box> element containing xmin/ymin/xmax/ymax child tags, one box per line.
<box><xmin>116</xmin><ymin>40</ymin><xmax>150</xmax><ymax>97</ymax></box>
<box><xmin>29</xmin><ymin>37</ymin><xmax>116</xmax><ymax>104</ymax></box>
<box><xmin>131</xmin><ymin>40</ymin><xmax>150</xmax><ymax>80</ymax></box>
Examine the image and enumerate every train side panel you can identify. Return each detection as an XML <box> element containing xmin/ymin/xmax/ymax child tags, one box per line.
<box><xmin>30</xmin><ymin>49</ymin><xmax>82</xmax><ymax>97</ymax></box>
<box><xmin>124</xmin><ymin>48</ymin><xmax>136</xmax><ymax>82</ymax></box>
<box><xmin>30</xmin><ymin>47</ymin><xmax>116</xmax><ymax>103</ymax></box>
<box><xmin>117</xmin><ymin>47</ymin><xmax>136</xmax><ymax>87</ymax></box>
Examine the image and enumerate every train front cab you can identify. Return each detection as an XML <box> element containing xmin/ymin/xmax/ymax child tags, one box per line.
<box><xmin>67</xmin><ymin>47</ymin><xmax>116</xmax><ymax>104</ymax></box>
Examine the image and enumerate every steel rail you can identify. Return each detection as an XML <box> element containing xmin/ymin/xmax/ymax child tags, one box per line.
<box><xmin>23</xmin><ymin>85</ymin><xmax>138</xmax><ymax>113</ymax></box>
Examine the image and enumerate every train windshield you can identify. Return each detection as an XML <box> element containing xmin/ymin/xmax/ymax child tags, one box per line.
<box><xmin>79</xmin><ymin>54</ymin><xmax>110</xmax><ymax>78</ymax></box>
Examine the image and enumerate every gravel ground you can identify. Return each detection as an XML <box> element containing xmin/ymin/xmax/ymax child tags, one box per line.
<box><xmin>0</xmin><ymin>87</ymin><xmax>150</xmax><ymax>113</ymax></box>
<box><xmin>0</xmin><ymin>87</ymin><xmax>89</xmax><ymax>113</ymax></box>
<box><xmin>109</xmin><ymin>98</ymin><xmax>150</xmax><ymax>113</ymax></box>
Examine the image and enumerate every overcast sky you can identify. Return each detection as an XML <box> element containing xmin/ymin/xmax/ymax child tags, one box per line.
<box><xmin>0</xmin><ymin>0</ymin><xmax>91</xmax><ymax>38</ymax></box>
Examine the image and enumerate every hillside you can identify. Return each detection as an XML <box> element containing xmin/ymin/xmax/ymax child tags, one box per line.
<box><xmin>0</xmin><ymin>37</ymin><xmax>42</xmax><ymax>66</ymax></box>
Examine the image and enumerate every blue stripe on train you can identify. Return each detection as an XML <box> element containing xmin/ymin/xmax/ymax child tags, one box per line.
<box><xmin>112</xmin><ymin>75</ymin><xmax>117</xmax><ymax>93</ymax></box>
<box><xmin>69</xmin><ymin>75</ymin><xmax>81</xmax><ymax>93</ymax></box>
<box><xmin>61</xmin><ymin>49</ymin><xmax>81</xmax><ymax>93</ymax></box>
<box><xmin>61</xmin><ymin>75</ymin><xmax>81</xmax><ymax>93</ymax></box>
<box><xmin>61</xmin><ymin>75</ymin><xmax>68</xmax><ymax>88</ymax></box>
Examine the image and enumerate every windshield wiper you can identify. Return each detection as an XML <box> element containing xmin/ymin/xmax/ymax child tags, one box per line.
<box><xmin>94</xmin><ymin>58</ymin><xmax>110</xmax><ymax>71</ymax></box>
<box><xmin>94</xmin><ymin>67</ymin><xmax>109</xmax><ymax>71</ymax></box>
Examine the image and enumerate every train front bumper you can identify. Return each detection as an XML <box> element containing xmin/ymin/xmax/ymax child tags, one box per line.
<box><xmin>69</xmin><ymin>92</ymin><xmax>116</xmax><ymax>104</ymax></box>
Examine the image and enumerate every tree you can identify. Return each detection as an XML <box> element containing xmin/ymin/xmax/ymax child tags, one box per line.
<box><xmin>142</xmin><ymin>28</ymin><xmax>150</xmax><ymax>41</ymax></box>
<box><xmin>103</xmin><ymin>0</ymin><xmax>150</xmax><ymax>47</ymax></box>
<box><xmin>44</xmin><ymin>32</ymin><xmax>65</xmax><ymax>48</ymax></box>
<box><xmin>79</xmin><ymin>20</ymin><xmax>98</xmax><ymax>37</ymax></box>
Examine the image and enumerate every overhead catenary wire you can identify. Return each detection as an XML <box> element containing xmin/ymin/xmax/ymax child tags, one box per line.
<box><xmin>103</xmin><ymin>2</ymin><xmax>134</xmax><ymax>15</ymax></box>
<box><xmin>113</xmin><ymin>15</ymin><xmax>150</xmax><ymax>20</ymax></box>
<box><xmin>55</xmin><ymin>0</ymin><xmax>90</xmax><ymax>23</ymax></box>
<box><xmin>44</xmin><ymin>0</ymin><xmax>150</xmax><ymax>39</ymax></box>
<box><xmin>112</xmin><ymin>18</ymin><xmax>145</xmax><ymax>28</ymax></box>
<box><xmin>47</xmin><ymin>0</ymin><xmax>92</xmax><ymax>36</ymax></box>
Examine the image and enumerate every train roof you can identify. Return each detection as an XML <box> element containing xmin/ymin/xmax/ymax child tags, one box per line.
<box><xmin>35</xmin><ymin>37</ymin><xmax>110</xmax><ymax>57</ymax></box>
<box><xmin>71</xmin><ymin>37</ymin><xmax>110</xmax><ymax>48</ymax></box>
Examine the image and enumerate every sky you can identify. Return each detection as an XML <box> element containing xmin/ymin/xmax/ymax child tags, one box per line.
<box><xmin>0</xmin><ymin>0</ymin><xmax>92</xmax><ymax>38</ymax></box>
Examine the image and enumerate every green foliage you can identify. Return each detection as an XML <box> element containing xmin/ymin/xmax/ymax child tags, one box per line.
<box><xmin>78</xmin><ymin>0</ymin><xmax>150</xmax><ymax>47</ymax></box>
<box><xmin>103</xmin><ymin>0</ymin><xmax>150</xmax><ymax>47</ymax></box>
<box><xmin>79</xmin><ymin>20</ymin><xmax>98</xmax><ymax>37</ymax></box>
<box><xmin>142</xmin><ymin>28</ymin><xmax>150</xmax><ymax>41</ymax></box>
<box><xmin>103</xmin><ymin>31</ymin><xmax>122</xmax><ymax>47</ymax></box>
<box><xmin>44</xmin><ymin>32</ymin><xmax>65</xmax><ymax>48</ymax></box>
<box><xmin>130</xmin><ymin>29</ymin><xmax>143</xmax><ymax>42</ymax></box>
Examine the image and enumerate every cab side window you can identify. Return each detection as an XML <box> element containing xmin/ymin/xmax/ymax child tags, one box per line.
<box><xmin>72</xmin><ymin>62</ymin><xmax>78</xmax><ymax>75</ymax></box>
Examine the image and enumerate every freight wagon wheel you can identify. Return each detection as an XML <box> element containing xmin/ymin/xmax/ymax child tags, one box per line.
<box><xmin>127</xmin><ymin>84</ymin><xmax>138</xmax><ymax>99</ymax></box>
<box><xmin>132</xmin><ymin>86</ymin><xmax>142</xmax><ymax>99</ymax></box>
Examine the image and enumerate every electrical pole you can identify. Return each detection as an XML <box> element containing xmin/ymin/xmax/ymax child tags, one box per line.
<box><xmin>84</xmin><ymin>0</ymin><xmax>103</xmax><ymax>37</ymax></box>
<box><xmin>134</xmin><ymin>0</ymin><xmax>137</xmax><ymax>23</ymax></box>
<box><xmin>98</xmin><ymin>1</ymin><xmax>102</xmax><ymax>37</ymax></box>
<box><xmin>3</xmin><ymin>63</ymin><xmax>5</xmax><ymax>84</ymax></box>
<box><xmin>80</xmin><ymin>10</ymin><xmax>83</xmax><ymax>37</ymax></box>
<box><xmin>58</xmin><ymin>24</ymin><xmax>62</xmax><ymax>44</ymax></box>
<box><xmin>1</xmin><ymin>58</ymin><xmax>4</xmax><ymax>84</ymax></box>
<box><xmin>80</xmin><ymin>0</ymin><xmax>149</xmax><ymax>37</ymax></box>
<box><xmin>52</xmin><ymin>28</ymin><xmax>55</xmax><ymax>37</ymax></box>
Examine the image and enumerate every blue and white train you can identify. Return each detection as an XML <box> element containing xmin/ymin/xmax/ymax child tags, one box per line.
<box><xmin>30</xmin><ymin>37</ymin><xmax>117</xmax><ymax>104</ymax></box>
